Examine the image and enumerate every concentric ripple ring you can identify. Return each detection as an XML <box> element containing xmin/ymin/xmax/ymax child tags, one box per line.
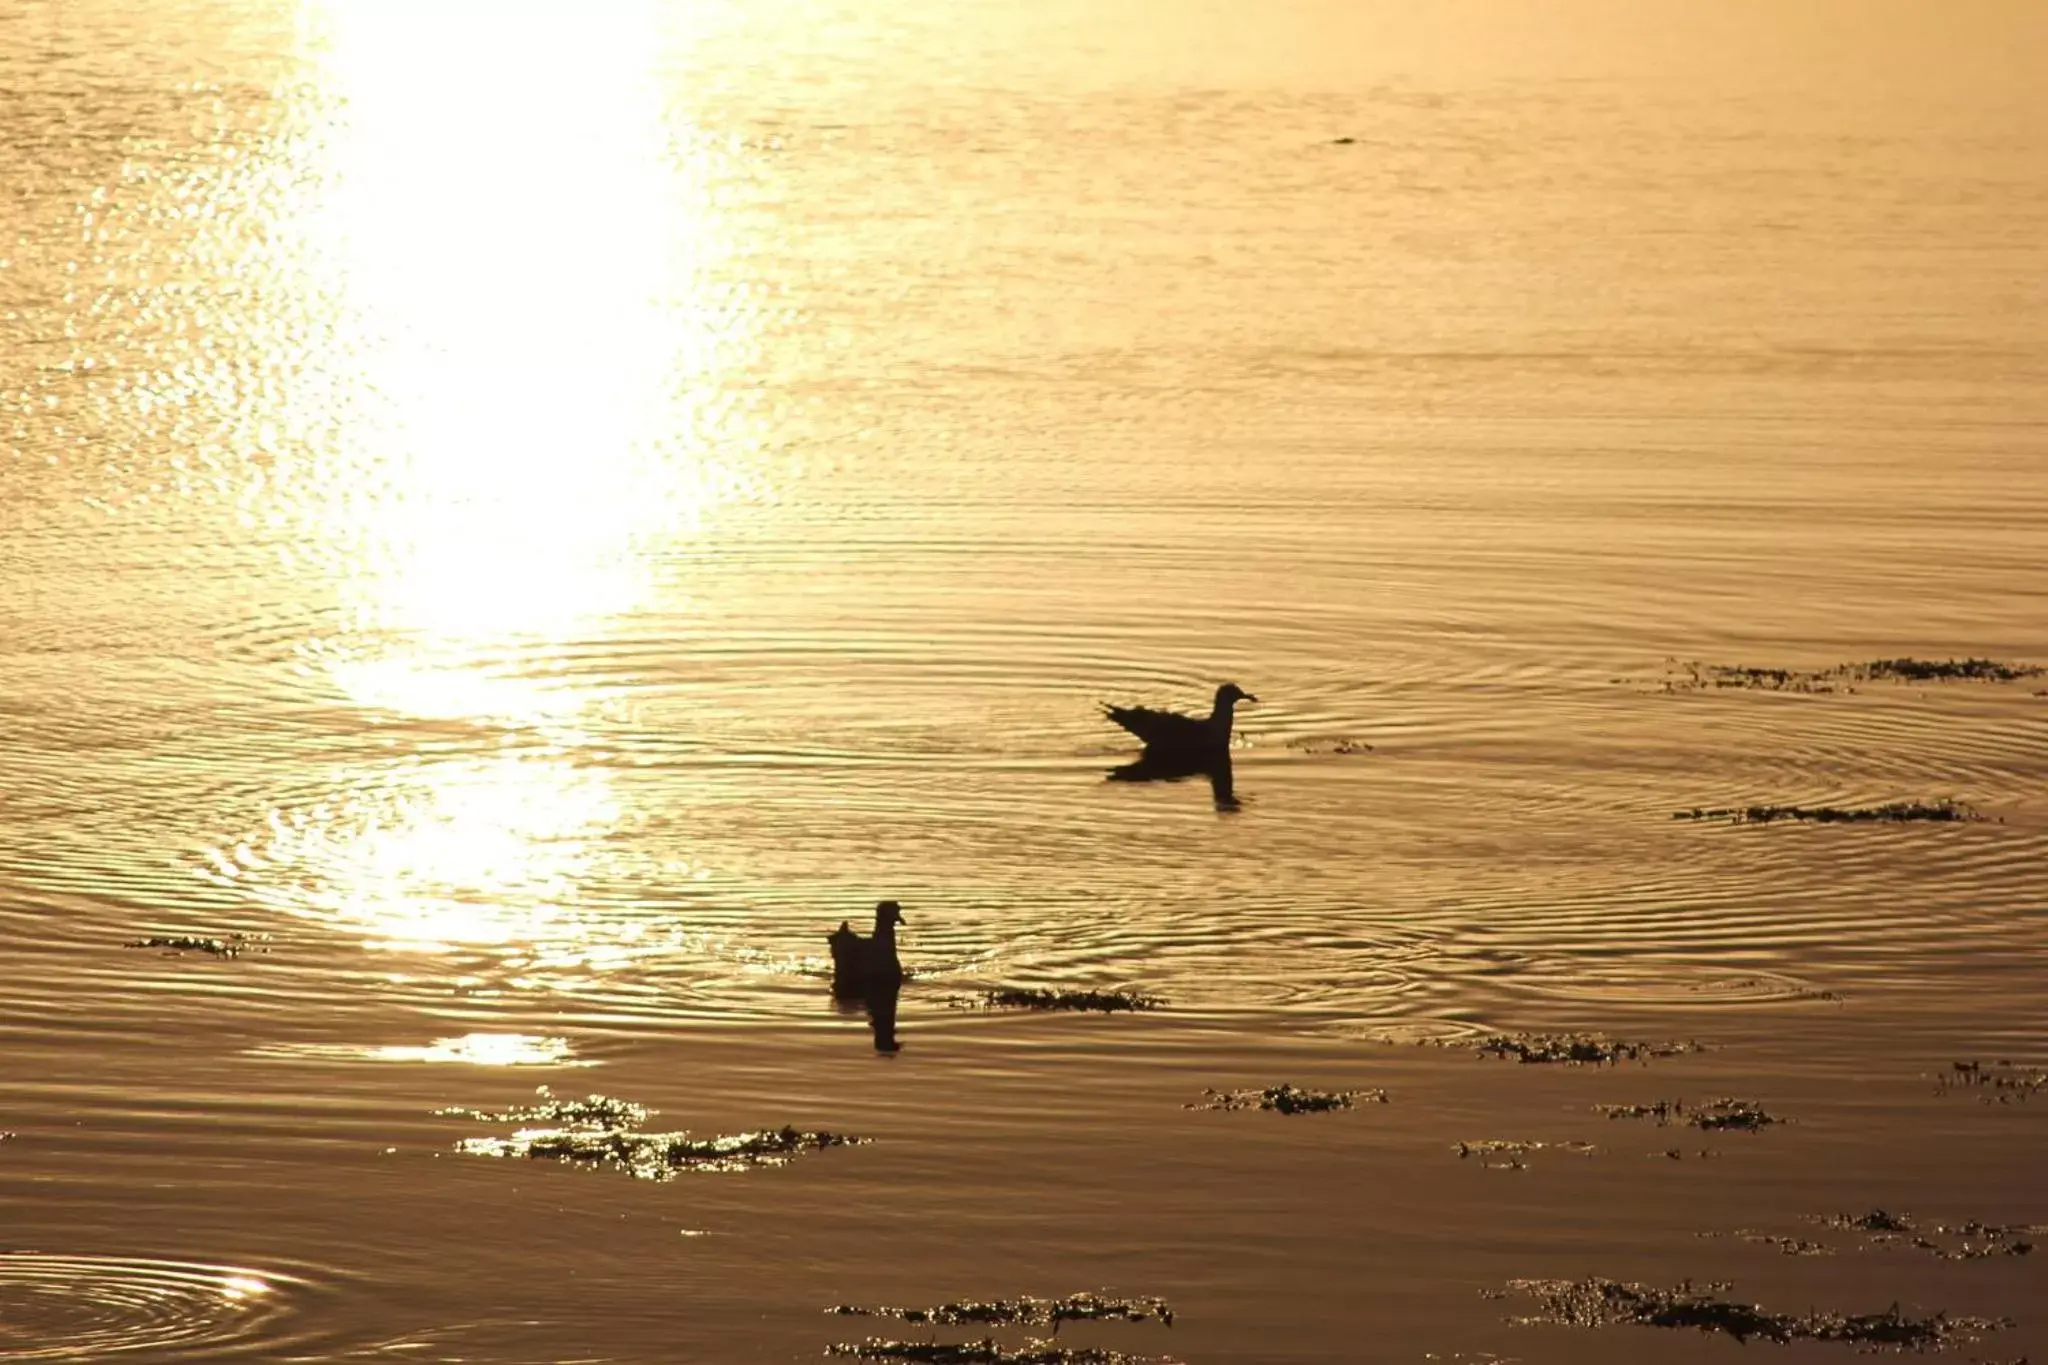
<box><xmin>0</xmin><ymin>1253</ymin><xmax>300</xmax><ymax>1360</ymax></box>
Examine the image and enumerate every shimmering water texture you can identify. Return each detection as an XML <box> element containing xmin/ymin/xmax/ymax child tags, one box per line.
<box><xmin>0</xmin><ymin>1254</ymin><xmax>303</xmax><ymax>1362</ymax></box>
<box><xmin>3</xmin><ymin>0</ymin><xmax>2046</xmax><ymax>1361</ymax></box>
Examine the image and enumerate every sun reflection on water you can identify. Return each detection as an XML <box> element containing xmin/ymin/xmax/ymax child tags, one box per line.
<box><xmin>219</xmin><ymin>2</ymin><xmax>763</xmax><ymax>958</ymax></box>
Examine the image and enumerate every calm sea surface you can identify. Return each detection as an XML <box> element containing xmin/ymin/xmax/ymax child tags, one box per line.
<box><xmin>4</xmin><ymin>2</ymin><xmax>2045</xmax><ymax>1360</ymax></box>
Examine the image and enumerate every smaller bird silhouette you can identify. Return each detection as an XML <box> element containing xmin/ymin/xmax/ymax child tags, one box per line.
<box><xmin>828</xmin><ymin>900</ymin><xmax>905</xmax><ymax>999</ymax></box>
<box><xmin>1101</xmin><ymin>682</ymin><xmax>1256</xmax><ymax>762</ymax></box>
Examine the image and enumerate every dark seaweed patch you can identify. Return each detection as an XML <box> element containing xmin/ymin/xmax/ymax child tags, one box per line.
<box><xmin>1687</xmin><ymin>1098</ymin><xmax>1786</xmax><ymax>1132</ymax></box>
<box><xmin>122</xmin><ymin>933</ymin><xmax>261</xmax><ymax>958</ymax></box>
<box><xmin>1699</xmin><ymin>1230</ymin><xmax>1834</xmax><ymax>1256</ymax></box>
<box><xmin>444</xmin><ymin>1087</ymin><xmax>860</xmax><ymax>1179</ymax></box>
<box><xmin>825</xmin><ymin>1292</ymin><xmax>1177</xmax><ymax>1364</ymax></box>
<box><xmin>435</xmin><ymin>1088</ymin><xmax>649</xmax><ymax>1126</ymax></box>
<box><xmin>459</xmin><ymin>1124</ymin><xmax>861</xmax><ymax>1178</ymax></box>
<box><xmin>1507</xmin><ymin>1277</ymin><xmax>2009</xmax><ymax>1348</ymax></box>
<box><xmin>1594</xmin><ymin>1101</ymin><xmax>1684</xmax><ymax>1123</ymax></box>
<box><xmin>1936</xmin><ymin>1060</ymin><xmax>2047</xmax><ymax>1103</ymax></box>
<box><xmin>1599</xmin><ymin>1097</ymin><xmax>1788</xmax><ymax>1130</ymax></box>
<box><xmin>1674</xmin><ymin>799</ymin><xmax>1981</xmax><ymax>824</ymax></box>
<box><xmin>1284</xmin><ymin>736</ymin><xmax>1374</xmax><ymax>756</ymax></box>
<box><xmin>1815</xmin><ymin>1209</ymin><xmax>2038</xmax><ymax>1260</ymax></box>
<box><xmin>1455</xmin><ymin>1139</ymin><xmax>1596</xmax><ymax>1169</ymax></box>
<box><xmin>963</xmin><ymin>988</ymin><xmax>1162</xmax><ymax>1014</ymax></box>
<box><xmin>1463</xmin><ymin>1033</ymin><xmax>1705</xmax><ymax>1065</ymax></box>
<box><xmin>1191</xmin><ymin>1084</ymin><xmax>1385</xmax><ymax>1113</ymax></box>
<box><xmin>1652</xmin><ymin>656</ymin><xmax>2043</xmax><ymax>694</ymax></box>
<box><xmin>825</xmin><ymin>1341</ymin><xmax>1173</xmax><ymax>1364</ymax></box>
<box><xmin>829</xmin><ymin>1294</ymin><xmax>1173</xmax><ymax>1331</ymax></box>
<box><xmin>1858</xmin><ymin>657</ymin><xmax>2043</xmax><ymax>683</ymax></box>
<box><xmin>1698</xmin><ymin>1229</ymin><xmax>1832</xmax><ymax>1256</ymax></box>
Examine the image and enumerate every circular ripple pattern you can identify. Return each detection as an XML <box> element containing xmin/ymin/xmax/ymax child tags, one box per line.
<box><xmin>0</xmin><ymin>1254</ymin><xmax>299</xmax><ymax>1361</ymax></box>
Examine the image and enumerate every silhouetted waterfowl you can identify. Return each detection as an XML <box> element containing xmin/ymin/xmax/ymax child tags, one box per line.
<box><xmin>828</xmin><ymin>900</ymin><xmax>905</xmax><ymax>999</ymax></box>
<box><xmin>1100</xmin><ymin>682</ymin><xmax>1256</xmax><ymax>762</ymax></box>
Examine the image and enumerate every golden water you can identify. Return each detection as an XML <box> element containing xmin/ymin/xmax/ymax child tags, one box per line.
<box><xmin>3</xmin><ymin>1</ymin><xmax>2044</xmax><ymax>1359</ymax></box>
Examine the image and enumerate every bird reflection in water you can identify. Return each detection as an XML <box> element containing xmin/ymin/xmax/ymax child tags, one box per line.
<box><xmin>828</xmin><ymin>900</ymin><xmax>905</xmax><ymax>1053</ymax></box>
<box><xmin>1099</xmin><ymin>682</ymin><xmax>1256</xmax><ymax>813</ymax></box>
<box><xmin>1108</xmin><ymin>752</ymin><xmax>1240</xmax><ymax>812</ymax></box>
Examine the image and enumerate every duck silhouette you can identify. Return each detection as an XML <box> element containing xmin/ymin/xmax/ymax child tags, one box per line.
<box><xmin>1101</xmin><ymin>682</ymin><xmax>1256</xmax><ymax>763</ymax></box>
<box><xmin>828</xmin><ymin>901</ymin><xmax>905</xmax><ymax>1051</ymax></box>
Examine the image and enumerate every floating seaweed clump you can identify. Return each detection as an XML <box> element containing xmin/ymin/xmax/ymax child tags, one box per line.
<box><xmin>1698</xmin><ymin>1230</ymin><xmax>1833</xmax><ymax>1256</ymax></box>
<box><xmin>966</xmin><ymin>988</ymin><xmax>1161</xmax><ymax>1014</ymax></box>
<box><xmin>1593</xmin><ymin>1100</ymin><xmax>1684</xmax><ymax>1123</ymax></box>
<box><xmin>1687</xmin><ymin>1098</ymin><xmax>1786</xmax><ymax>1132</ymax></box>
<box><xmin>1858</xmin><ymin>657</ymin><xmax>2044</xmax><ymax>683</ymax></box>
<box><xmin>436</xmin><ymin>1087</ymin><xmax>649</xmax><ymax>1126</ymax></box>
<box><xmin>1813</xmin><ymin>1209</ymin><xmax>2037</xmax><ymax>1260</ymax></box>
<box><xmin>825</xmin><ymin>1292</ymin><xmax>1177</xmax><ymax>1364</ymax></box>
<box><xmin>830</xmin><ymin>1294</ymin><xmax>1173</xmax><ymax>1332</ymax></box>
<box><xmin>1455</xmin><ymin>1139</ymin><xmax>1596</xmax><ymax>1169</ymax></box>
<box><xmin>1465</xmin><ymin>1032</ymin><xmax>1704</xmax><ymax>1065</ymax></box>
<box><xmin>122</xmin><ymin>933</ymin><xmax>260</xmax><ymax>958</ymax></box>
<box><xmin>460</xmin><ymin>1124</ymin><xmax>862</xmax><ymax>1179</ymax></box>
<box><xmin>1674</xmin><ymin>799</ymin><xmax>1980</xmax><ymax>825</ymax></box>
<box><xmin>1653</xmin><ymin>656</ymin><xmax>2042</xmax><ymax>694</ymax></box>
<box><xmin>1507</xmin><ymin>1277</ymin><xmax>2008</xmax><ymax>1349</ymax></box>
<box><xmin>1191</xmin><ymin>1084</ymin><xmax>1384</xmax><ymax>1114</ymax></box>
<box><xmin>1284</xmin><ymin>736</ymin><xmax>1374</xmax><ymax>756</ymax></box>
<box><xmin>825</xmin><ymin>1340</ymin><xmax>1176</xmax><ymax>1364</ymax></box>
<box><xmin>1599</xmin><ymin>1097</ymin><xmax>1785</xmax><ymax>1131</ymax></box>
<box><xmin>1936</xmin><ymin>1059</ymin><xmax>2047</xmax><ymax>1103</ymax></box>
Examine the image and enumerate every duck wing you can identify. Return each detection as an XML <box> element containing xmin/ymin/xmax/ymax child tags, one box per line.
<box><xmin>1101</xmin><ymin>702</ymin><xmax>1210</xmax><ymax>749</ymax></box>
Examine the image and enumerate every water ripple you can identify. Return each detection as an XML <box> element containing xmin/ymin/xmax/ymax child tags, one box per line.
<box><xmin>0</xmin><ymin>1253</ymin><xmax>308</xmax><ymax>1362</ymax></box>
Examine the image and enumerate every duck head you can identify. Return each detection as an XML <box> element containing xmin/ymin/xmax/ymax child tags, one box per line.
<box><xmin>874</xmin><ymin>900</ymin><xmax>906</xmax><ymax>929</ymax></box>
<box><xmin>1214</xmin><ymin>682</ymin><xmax>1257</xmax><ymax>708</ymax></box>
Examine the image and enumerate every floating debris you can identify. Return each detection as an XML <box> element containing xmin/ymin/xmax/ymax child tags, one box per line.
<box><xmin>1858</xmin><ymin>657</ymin><xmax>2044</xmax><ymax>683</ymax></box>
<box><xmin>435</xmin><ymin>1087</ymin><xmax>649</xmax><ymax>1126</ymax></box>
<box><xmin>1599</xmin><ymin>1098</ymin><xmax>1784</xmax><ymax>1136</ymax></box>
<box><xmin>121</xmin><ymin>933</ymin><xmax>259</xmax><ymax>958</ymax></box>
<box><xmin>444</xmin><ymin>1087</ymin><xmax>860</xmax><ymax>1180</ymax></box>
<box><xmin>964</xmin><ymin>988</ymin><xmax>1162</xmax><ymax>1014</ymax></box>
<box><xmin>1814</xmin><ymin>1209</ymin><xmax>2038</xmax><ymax>1260</ymax></box>
<box><xmin>1463</xmin><ymin>1033</ymin><xmax>1704</xmax><ymax>1065</ymax></box>
<box><xmin>1826</xmin><ymin>1208</ymin><xmax>1916</xmax><ymax>1234</ymax></box>
<box><xmin>1651</xmin><ymin>656</ymin><xmax>2043</xmax><ymax>694</ymax></box>
<box><xmin>825</xmin><ymin>1340</ymin><xmax>1174</xmax><ymax>1364</ymax></box>
<box><xmin>1284</xmin><ymin>737</ymin><xmax>1374</xmax><ymax>756</ymax></box>
<box><xmin>1506</xmin><ymin>1277</ymin><xmax>2009</xmax><ymax>1349</ymax></box>
<box><xmin>1455</xmin><ymin>1139</ymin><xmax>1596</xmax><ymax>1169</ymax></box>
<box><xmin>1686</xmin><ymin>1098</ymin><xmax>1786</xmax><ymax>1132</ymax></box>
<box><xmin>1190</xmin><ymin>1084</ymin><xmax>1384</xmax><ymax>1114</ymax></box>
<box><xmin>1594</xmin><ymin>1101</ymin><xmax>1683</xmax><ymax>1123</ymax></box>
<box><xmin>1936</xmin><ymin>1060</ymin><xmax>2047</xmax><ymax>1103</ymax></box>
<box><xmin>829</xmin><ymin>1294</ymin><xmax>1173</xmax><ymax>1332</ymax></box>
<box><xmin>1674</xmin><ymin>799</ymin><xmax>1981</xmax><ymax>825</ymax></box>
<box><xmin>1698</xmin><ymin>1231</ymin><xmax>1833</xmax><ymax>1256</ymax></box>
<box><xmin>0</xmin><ymin>1132</ymin><xmax>14</xmax><ymax>1143</ymax></box>
<box><xmin>459</xmin><ymin>1124</ymin><xmax>862</xmax><ymax>1179</ymax></box>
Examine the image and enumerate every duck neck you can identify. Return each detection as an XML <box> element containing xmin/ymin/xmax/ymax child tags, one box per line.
<box><xmin>1209</xmin><ymin>696</ymin><xmax>1238</xmax><ymax>734</ymax></box>
<box><xmin>871</xmin><ymin>917</ymin><xmax>897</xmax><ymax>948</ymax></box>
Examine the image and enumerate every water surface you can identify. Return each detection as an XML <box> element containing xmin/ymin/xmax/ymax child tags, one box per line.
<box><xmin>4</xmin><ymin>1</ymin><xmax>2045</xmax><ymax>1360</ymax></box>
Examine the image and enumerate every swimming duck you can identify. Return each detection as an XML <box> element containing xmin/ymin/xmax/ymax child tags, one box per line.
<box><xmin>1100</xmin><ymin>682</ymin><xmax>1256</xmax><ymax>761</ymax></box>
<box><xmin>828</xmin><ymin>900</ymin><xmax>905</xmax><ymax>999</ymax></box>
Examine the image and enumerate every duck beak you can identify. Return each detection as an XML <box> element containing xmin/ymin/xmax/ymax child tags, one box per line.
<box><xmin>1243</xmin><ymin>693</ymin><xmax>1259</xmax><ymax>704</ymax></box>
